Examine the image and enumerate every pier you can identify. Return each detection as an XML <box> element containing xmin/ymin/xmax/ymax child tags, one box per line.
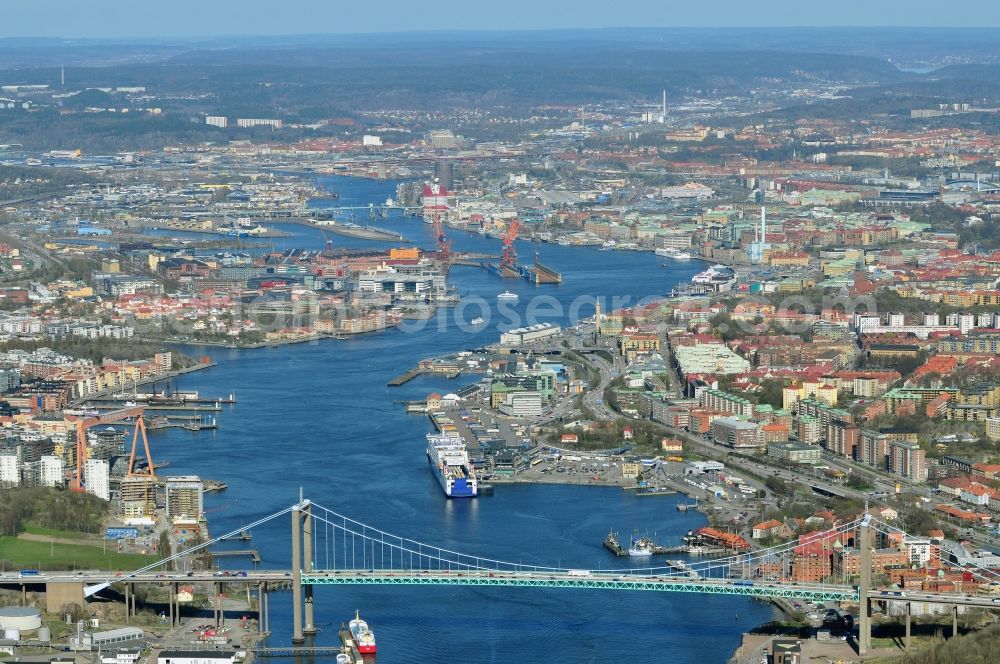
<box><xmin>388</xmin><ymin>368</ymin><xmax>424</xmax><ymax>386</ymax></box>
<box><xmin>254</xmin><ymin>646</ymin><xmax>346</xmax><ymax>658</ymax></box>
<box><xmin>210</xmin><ymin>549</ymin><xmax>261</xmax><ymax>564</ymax></box>
<box><xmin>147</xmin><ymin>415</ymin><xmax>218</xmax><ymax>431</ymax></box>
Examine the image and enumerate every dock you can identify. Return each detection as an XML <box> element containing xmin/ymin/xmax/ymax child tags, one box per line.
<box><xmin>147</xmin><ymin>415</ymin><xmax>218</xmax><ymax>431</ymax></box>
<box><xmin>603</xmin><ymin>531</ymin><xmax>714</xmax><ymax>557</ymax></box>
<box><xmin>339</xmin><ymin>625</ymin><xmax>364</xmax><ymax>664</ymax></box>
<box><xmin>254</xmin><ymin>646</ymin><xmax>346</xmax><ymax>658</ymax></box>
<box><xmin>220</xmin><ymin>530</ymin><xmax>250</xmax><ymax>541</ymax></box>
<box><xmin>94</xmin><ymin>403</ymin><xmax>222</xmax><ymax>412</ymax></box>
<box><xmin>388</xmin><ymin>368</ymin><xmax>424</xmax><ymax>386</ymax></box>
<box><xmin>209</xmin><ymin>549</ymin><xmax>261</xmax><ymax>564</ymax></box>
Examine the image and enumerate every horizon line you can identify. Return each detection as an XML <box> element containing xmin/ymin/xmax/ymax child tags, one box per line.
<box><xmin>3</xmin><ymin>25</ymin><xmax>1000</xmax><ymax>42</ymax></box>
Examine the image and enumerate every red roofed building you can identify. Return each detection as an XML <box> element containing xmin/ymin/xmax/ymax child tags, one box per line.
<box><xmin>695</xmin><ymin>527</ymin><xmax>750</xmax><ymax>551</ymax></box>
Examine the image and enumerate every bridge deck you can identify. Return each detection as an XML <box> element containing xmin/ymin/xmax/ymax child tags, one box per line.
<box><xmin>300</xmin><ymin>570</ymin><xmax>859</xmax><ymax>602</ymax></box>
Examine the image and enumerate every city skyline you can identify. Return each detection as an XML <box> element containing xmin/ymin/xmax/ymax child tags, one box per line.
<box><xmin>2</xmin><ymin>0</ymin><xmax>1000</xmax><ymax>38</ymax></box>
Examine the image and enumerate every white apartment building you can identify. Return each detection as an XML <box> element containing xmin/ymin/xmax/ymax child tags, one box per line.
<box><xmin>0</xmin><ymin>453</ymin><xmax>20</xmax><ymax>486</ymax></box>
<box><xmin>84</xmin><ymin>458</ymin><xmax>110</xmax><ymax>501</ymax></box>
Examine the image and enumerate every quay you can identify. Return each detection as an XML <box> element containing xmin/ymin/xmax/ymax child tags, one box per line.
<box><xmin>147</xmin><ymin>415</ymin><xmax>218</xmax><ymax>431</ymax></box>
<box><xmin>603</xmin><ymin>531</ymin><xmax>700</xmax><ymax>556</ymax></box>
<box><xmin>209</xmin><ymin>549</ymin><xmax>262</xmax><ymax>564</ymax></box>
<box><xmin>338</xmin><ymin>624</ymin><xmax>363</xmax><ymax>663</ymax></box>
<box><xmin>388</xmin><ymin>366</ymin><xmax>460</xmax><ymax>386</ymax></box>
<box><xmin>88</xmin><ymin>403</ymin><xmax>224</xmax><ymax>412</ymax></box>
<box><xmin>91</xmin><ymin>392</ymin><xmax>236</xmax><ymax>404</ymax></box>
<box><xmin>388</xmin><ymin>368</ymin><xmax>424</xmax><ymax>386</ymax></box>
<box><xmin>254</xmin><ymin>646</ymin><xmax>346</xmax><ymax>658</ymax></box>
<box><xmin>221</xmin><ymin>529</ymin><xmax>251</xmax><ymax>541</ymax></box>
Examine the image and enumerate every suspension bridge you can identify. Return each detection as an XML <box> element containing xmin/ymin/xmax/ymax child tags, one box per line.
<box><xmin>11</xmin><ymin>498</ymin><xmax>1000</xmax><ymax>656</ymax></box>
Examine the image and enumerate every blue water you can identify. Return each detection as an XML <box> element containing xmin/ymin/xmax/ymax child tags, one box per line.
<box><xmin>144</xmin><ymin>176</ymin><xmax>772</xmax><ymax>663</ymax></box>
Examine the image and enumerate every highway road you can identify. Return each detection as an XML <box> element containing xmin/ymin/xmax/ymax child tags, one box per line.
<box><xmin>0</xmin><ymin>570</ymin><xmax>292</xmax><ymax>584</ymax></box>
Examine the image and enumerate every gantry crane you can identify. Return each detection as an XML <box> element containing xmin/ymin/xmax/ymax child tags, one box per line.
<box><xmin>500</xmin><ymin>219</ymin><xmax>521</xmax><ymax>271</ymax></box>
<box><xmin>66</xmin><ymin>406</ymin><xmax>153</xmax><ymax>492</ymax></box>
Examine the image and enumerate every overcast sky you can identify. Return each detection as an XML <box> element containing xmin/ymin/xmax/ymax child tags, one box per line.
<box><xmin>4</xmin><ymin>0</ymin><xmax>1000</xmax><ymax>38</ymax></box>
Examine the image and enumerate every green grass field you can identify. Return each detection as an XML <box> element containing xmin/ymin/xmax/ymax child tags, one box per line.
<box><xmin>0</xmin><ymin>536</ymin><xmax>156</xmax><ymax>571</ymax></box>
<box><xmin>22</xmin><ymin>523</ymin><xmax>100</xmax><ymax>540</ymax></box>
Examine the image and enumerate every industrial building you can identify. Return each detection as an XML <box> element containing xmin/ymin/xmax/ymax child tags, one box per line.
<box><xmin>499</xmin><ymin>323</ymin><xmax>561</xmax><ymax>345</ymax></box>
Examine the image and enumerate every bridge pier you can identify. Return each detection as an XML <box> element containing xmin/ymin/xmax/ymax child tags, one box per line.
<box><xmin>173</xmin><ymin>582</ymin><xmax>180</xmax><ymax>627</ymax></box>
<box><xmin>858</xmin><ymin>517</ymin><xmax>873</xmax><ymax>656</ymax></box>
<box><xmin>262</xmin><ymin>582</ymin><xmax>270</xmax><ymax>635</ymax></box>
<box><xmin>125</xmin><ymin>584</ymin><xmax>130</xmax><ymax>622</ymax></box>
<box><xmin>952</xmin><ymin>604</ymin><xmax>959</xmax><ymax>638</ymax></box>
<box><xmin>905</xmin><ymin>601</ymin><xmax>911</xmax><ymax>650</ymax></box>
<box><xmin>291</xmin><ymin>503</ymin><xmax>304</xmax><ymax>644</ymax></box>
<box><xmin>303</xmin><ymin>505</ymin><xmax>316</xmax><ymax>636</ymax></box>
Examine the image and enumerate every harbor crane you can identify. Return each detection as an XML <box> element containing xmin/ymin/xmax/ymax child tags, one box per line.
<box><xmin>66</xmin><ymin>405</ymin><xmax>152</xmax><ymax>492</ymax></box>
<box><xmin>431</xmin><ymin>215</ymin><xmax>452</xmax><ymax>263</ymax></box>
<box><xmin>500</xmin><ymin>219</ymin><xmax>521</xmax><ymax>271</ymax></box>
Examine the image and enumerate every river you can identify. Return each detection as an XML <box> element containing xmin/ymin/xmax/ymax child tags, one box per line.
<box><xmin>145</xmin><ymin>176</ymin><xmax>773</xmax><ymax>663</ymax></box>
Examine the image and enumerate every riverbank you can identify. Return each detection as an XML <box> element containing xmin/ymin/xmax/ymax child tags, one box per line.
<box><xmin>69</xmin><ymin>361</ymin><xmax>217</xmax><ymax>406</ymax></box>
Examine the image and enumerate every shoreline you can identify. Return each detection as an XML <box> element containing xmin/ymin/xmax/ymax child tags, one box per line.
<box><xmin>69</xmin><ymin>361</ymin><xmax>217</xmax><ymax>406</ymax></box>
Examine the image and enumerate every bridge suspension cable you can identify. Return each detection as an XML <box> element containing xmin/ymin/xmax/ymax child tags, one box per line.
<box><xmin>307</xmin><ymin>503</ymin><xmax>865</xmax><ymax>580</ymax></box>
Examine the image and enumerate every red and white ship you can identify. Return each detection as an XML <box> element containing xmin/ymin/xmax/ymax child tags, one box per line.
<box><xmin>349</xmin><ymin>610</ymin><xmax>377</xmax><ymax>654</ymax></box>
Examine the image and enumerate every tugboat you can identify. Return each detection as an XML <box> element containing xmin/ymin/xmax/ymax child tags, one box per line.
<box><xmin>349</xmin><ymin>610</ymin><xmax>376</xmax><ymax>654</ymax></box>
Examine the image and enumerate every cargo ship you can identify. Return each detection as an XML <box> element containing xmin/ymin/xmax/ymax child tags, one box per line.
<box><xmin>426</xmin><ymin>434</ymin><xmax>479</xmax><ymax>497</ymax></box>
<box><xmin>348</xmin><ymin>610</ymin><xmax>376</xmax><ymax>654</ymax></box>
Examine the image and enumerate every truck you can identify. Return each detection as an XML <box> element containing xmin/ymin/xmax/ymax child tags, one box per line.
<box><xmin>567</xmin><ymin>569</ymin><xmax>592</xmax><ymax>577</ymax></box>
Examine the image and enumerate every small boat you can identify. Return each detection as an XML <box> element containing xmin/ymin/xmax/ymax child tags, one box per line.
<box><xmin>496</xmin><ymin>291</ymin><xmax>519</xmax><ymax>301</ymax></box>
<box><xmin>470</xmin><ymin>317</ymin><xmax>485</xmax><ymax>325</ymax></box>
<box><xmin>628</xmin><ymin>536</ymin><xmax>654</xmax><ymax>557</ymax></box>
<box><xmin>673</xmin><ymin>252</ymin><xmax>692</xmax><ymax>260</ymax></box>
<box><xmin>349</xmin><ymin>610</ymin><xmax>376</xmax><ymax>654</ymax></box>
<box><xmin>336</xmin><ymin>655</ymin><xmax>350</xmax><ymax>664</ymax></box>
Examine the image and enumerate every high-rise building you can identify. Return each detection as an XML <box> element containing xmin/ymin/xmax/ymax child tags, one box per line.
<box><xmin>37</xmin><ymin>455</ymin><xmax>64</xmax><ymax>487</ymax></box>
<box><xmin>435</xmin><ymin>161</ymin><xmax>454</xmax><ymax>190</ymax></box>
<box><xmin>120</xmin><ymin>476</ymin><xmax>157</xmax><ymax>518</ymax></box>
<box><xmin>205</xmin><ymin>116</ymin><xmax>228</xmax><ymax>128</ymax></box>
<box><xmin>84</xmin><ymin>458</ymin><xmax>110</xmax><ymax>500</ymax></box>
<box><xmin>165</xmin><ymin>476</ymin><xmax>204</xmax><ymax>521</ymax></box>
<box><xmin>0</xmin><ymin>453</ymin><xmax>20</xmax><ymax>486</ymax></box>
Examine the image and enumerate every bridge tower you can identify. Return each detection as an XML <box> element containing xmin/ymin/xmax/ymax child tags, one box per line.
<box><xmin>290</xmin><ymin>499</ymin><xmax>314</xmax><ymax>643</ymax></box>
<box><xmin>858</xmin><ymin>516</ymin><xmax>873</xmax><ymax>655</ymax></box>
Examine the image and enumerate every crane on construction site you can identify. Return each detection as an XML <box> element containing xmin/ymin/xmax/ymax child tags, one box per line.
<box><xmin>66</xmin><ymin>406</ymin><xmax>155</xmax><ymax>492</ymax></box>
<box><xmin>500</xmin><ymin>219</ymin><xmax>521</xmax><ymax>270</ymax></box>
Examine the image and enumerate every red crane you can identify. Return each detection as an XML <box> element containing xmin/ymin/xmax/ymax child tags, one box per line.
<box><xmin>500</xmin><ymin>219</ymin><xmax>521</xmax><ymax>270</ymax></box>
<box><xmin>66</xmin><ymin>406</ymin><xmax>151</xmax><ymax>492</ymax></box>
<box><xmin>432</xmin><ymin>216</ymin><xmax>452</xmax><ymax>262</ymax></box>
